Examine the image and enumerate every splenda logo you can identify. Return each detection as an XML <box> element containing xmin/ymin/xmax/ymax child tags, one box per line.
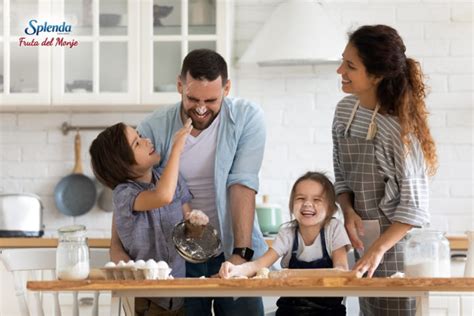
<box><xmin>24</xmin><ymin>20</ymin><xmax>71</xmax><ymax>36</ymax></box>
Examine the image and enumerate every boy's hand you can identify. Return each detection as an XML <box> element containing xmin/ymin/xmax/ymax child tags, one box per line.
<box><xmin>172</xmin><ymin>118</ymin><xmax>192</xmax><ymax>153</ymax></box>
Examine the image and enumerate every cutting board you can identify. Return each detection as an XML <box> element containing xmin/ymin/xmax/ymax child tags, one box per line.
<box><xmin>269</xmin><ymin>268</ymin><xmax>362</xmax><ymax>279</ymax></box>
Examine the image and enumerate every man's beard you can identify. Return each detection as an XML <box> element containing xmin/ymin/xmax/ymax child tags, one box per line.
<box><xmin>182</xmin><ymin>106</ymin><xmax>220</xmax><ymax>131</ymax></box>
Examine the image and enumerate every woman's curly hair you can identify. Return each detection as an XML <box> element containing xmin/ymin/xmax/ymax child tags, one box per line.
<box><xmin>349</xmin><ymin>25</ymin><xmax>438</xmax><ymax>176</ymax></box>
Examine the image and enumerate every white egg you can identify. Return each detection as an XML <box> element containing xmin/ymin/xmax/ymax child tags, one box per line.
<box><xmin>117</xmin><ymin>260</ymin><xmax>126</xmax><ymax>267</ymax></box>
<box><xmin>104</xmin><ymin>261</ymin><xmax>116</xmax><ymax>268</ymax></box>
<box><xmin>126</xmin><ymin>260</ymin><xmax>135</xmax><ymax>267</ymax></box>
<box><xmin>135</xmin><ymin>260</ymin><xmax>146</xmax><ymax>269</ymax></box>
<box><xmin>157</xmin><ymin>260</ymin><xmax>169</xmax><ymax>269</ymax></box>
<box><xmin>145</xmin><ymin>259</ymin><xmax>157</xmax><ymax>269</ymax></box>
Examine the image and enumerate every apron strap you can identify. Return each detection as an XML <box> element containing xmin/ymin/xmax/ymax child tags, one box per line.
<box><xmin>366</xmin><ymin>104</ymin><xmax>380</xmax><ymax>140</ymax></box>
<box><xmin>344</xmin><ymin>101</ymin><xmax>359</xmax><ymax>137</ymax></box>
<box><xmin>344</xmin><ymin>100</ymin><xmax>381</xmax><ymax>140</ymax></box>
<box><xmin>320</xmin><ymin>228</ymin><xmax>330</xmax><ymax>259</ymax></box>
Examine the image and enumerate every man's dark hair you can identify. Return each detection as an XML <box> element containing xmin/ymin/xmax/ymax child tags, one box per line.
<box><xmin>180</xmin><ymin>49</ymin><xmax>228</xmax><ymax>86</ymax></box>
<box><xmin>89</xmin><ymin>123</ymin><xmax>137</xmax><ymax>189</ymax></box>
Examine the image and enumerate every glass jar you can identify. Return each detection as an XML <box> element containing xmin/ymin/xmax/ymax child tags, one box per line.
<box><xmin>404</xmin><ymin>228</ymin><xmax>450</xmax><ymax>277</ymax></box>
<box><xmin>56</xmin><ymin>225</ymin><xmax>90</xmax><ymax>280</ymax></box>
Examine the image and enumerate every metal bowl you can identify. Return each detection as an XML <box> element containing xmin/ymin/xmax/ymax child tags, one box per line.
<box><xmin>172</xmin><ymin>221</ymin><xmax>221</xmax><ymax>263</ymax></box>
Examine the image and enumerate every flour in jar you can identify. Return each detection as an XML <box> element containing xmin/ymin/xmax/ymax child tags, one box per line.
<box><xmin>405</xmin><ymin>259</ymin><xmax>450</xmax><ymax>277</ymax></box>
<box><xmin>57</xmin><ymin>262</ymin><xmax>90</xmax><ymax>280</ymax></box>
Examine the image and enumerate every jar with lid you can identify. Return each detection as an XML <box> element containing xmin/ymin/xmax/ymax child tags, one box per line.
<box><xmin>56</xmin><ymin>225</ymin><xmax>90</xmax><ymax>280</ymax></box>
<box><xmin>404</xmin><ymin>228</ymin><xmax>450</xmax><ymax>277</ymax></box>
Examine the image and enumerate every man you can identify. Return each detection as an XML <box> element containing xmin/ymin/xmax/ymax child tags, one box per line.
<box><xmin>110</xmin><ymin>49</ymin><xmax>267</xmax><ymax>315</ymax></box>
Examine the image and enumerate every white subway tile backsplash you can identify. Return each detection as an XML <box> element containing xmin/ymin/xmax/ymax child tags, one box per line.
<box><xmin>432</xmin><ymin>127</ymin><xmax>473</xmax><ymax>144</ymax></box>
<box><xmin>436</xmin><ymin>163</ymin><xmax>473</xmax><ymax>179</ymax></box>
<box><xmin>437</xmin><ymin>144</ymin><xmax>473</xmax><ymax>162</ymax></box>
<box><xmin>448</xmin><ymin>75</ymin><xmax>474</xmax><ymax>92</ymax></box>
<box><xmin>424</xmin><ymin>22</ymin><xmax>473</xmax><ymax>39</ymax></box>
<box><xmin>450</xmin><ymin>40</ymin><xmax>473</xmax><ymax>56</ymax></box>
<box><xmin>342</xmin><ymin>7</ymin><xmax>396</xmax><ymax>25</ymax></box>
<box><xmin>0</xmin><ymin>145</ymin><xmax>21</xmax><ymax>161</ymax></box>
<box><xmin>426</xmin><ymin>92</ymin><xmax>473</xmax><ymax>109</ymax></box>
<box><xmin>2</xmin><ymin>162</ymin><xmax>49</xmax><ymax>178</ymax></box>
<box><xmin>425</xmin><ymin>74</ymin><xmax>448</xmax><ymax>92</ymax></box>
<box><xmin>428</xmin><ymin>111</ymin><xmax>446</xmax><ymax>128</ymax></box>
<box><xmin>397</xmin><ymin>5</ymin><xmax>450</xmax><ymax>22</ymax></box>
<box><xmin>451</xmin><ymin>4</ymin><xmax>473</xmax><ymax>22</ymax></box>
<box><xmin>450</xmin><ymin>181</ymin><xmax>474</xmax><ymax>197</ymax></box>
<box><xmin>405</xmin><ymin>39</ymin><xmax>450</xmax><ymax>57</ymax></box>
<box><xmin>446</xmin><ymin>110</ymin><xmax>473</xmax><ymax>127</ymax></box>
<box><xmin>423</xmin><ymin>57</ymin><xmax>473</xmax><ymax>74</ymax></box>
<box><xmin>0</xmin><ymin>131</ymin><xmax>48</xmax><ymax>144</ymax></box>
<box><xmin>0</xmin><ymin>113</ymin><xmax>18</xmax><ymax>129</ymax></box>
<box><xmin>18</xmin><ymin>113</ymin><xmax>69</xmax><ymax>130</ymax></box>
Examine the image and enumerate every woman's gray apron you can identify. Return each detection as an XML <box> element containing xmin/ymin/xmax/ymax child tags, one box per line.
<box><xmin>339</xmin><ymin>101</ymin><xmax>415</xmax><ymax>316</ymax></box>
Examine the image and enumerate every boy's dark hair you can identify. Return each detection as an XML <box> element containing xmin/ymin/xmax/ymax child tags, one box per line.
<box><xmin>288</xmin><ymin>171</ymin><xmax>338</xmax><ymax>227</ymax></box>
<box><xmin>180</xmin><ymin>49</ymin><xmax>228</xmax><ymax>86</ymax></box>
<box><xmin>89</xmin><ymin>123</ymin><xmax>137</xmax><ymax>189</ymax></box>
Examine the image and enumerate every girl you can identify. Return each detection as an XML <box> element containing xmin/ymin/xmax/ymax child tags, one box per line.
<box><xmin>89</xmin><ymin>119</ymin><xmax>194</xmax><ymax>316</ymax></box>
<box><xmin>332</xmin><ymin>25</ymin><xmax>437</xmax><ymax>315</ymax></box>
<box><xmin>219</xmin><ymin>172</ymin><xmax>351</xmax><ymax>316</ymax></box>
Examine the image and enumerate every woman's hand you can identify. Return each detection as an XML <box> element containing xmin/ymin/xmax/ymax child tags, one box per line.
<box><xmin>352</xmin><ymin>246</ymin><xmax>385</xmax><ymax>278</ymax></box>
<box><xmin>172</xmin><ymin>118</ymin><xmax>192</xmax><ymax>153</ymax></box>
<box><xmin>344</xmin><ymin>207</ymin><xmax>365</xmax><ymax>250</ymax></box>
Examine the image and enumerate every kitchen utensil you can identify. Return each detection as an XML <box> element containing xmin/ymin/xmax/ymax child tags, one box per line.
<box><xmin>153</xmin><ymin>5</ymin><xmax>173</xmax><ymax>26</ymax></box>
<box><xmin>465</xmin><ymin>231</ymin><xmax>474</xmax><ymax>277</ymax></box>
<box><xmin>269</xmin><ymin>268</ymin><xmax>362</xmax><ymax>279</ymax></box>
<box><xmin>172</xmin><ymin>221</ymin><xmax>221</xmax><ymax>263</ymax></box>
<box><xmin>54</xmin><ymin>131</ymin><xmax>97</xmax><ymax>216</ymax></box>
<box><xmin>98</xmin><ymin>185</ymin><xmax>114</xmax><ymax>212</ymax></box>
<box><xmin>0</xmin><ymin>193</ymin><xmax>44</xmax><ymax>237</ymax></box>
<box><xmin>256</xmin><ymin>195</ymin><xmax>282</xmax><ymax>235</ymax></box>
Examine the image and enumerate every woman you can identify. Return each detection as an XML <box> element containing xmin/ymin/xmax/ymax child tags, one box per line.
<box><xmin>332</xmin><ymin>25</ymin><xmax>437</xmax><ymax>315</ymax></box>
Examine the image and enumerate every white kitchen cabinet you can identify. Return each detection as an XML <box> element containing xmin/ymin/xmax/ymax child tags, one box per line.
<box><xmin>0</xmin><ymin>0</ymin><xmax>51</xmax><ymax>106</ymax></box>
<box><xmin>429</xmin><ymin>293</ymin><xmax>474</xmax><ymax>316</ymax></box>
<box><xmin>0</xmin><ymin>0</ymin><xmax>232</xmax><ymax>108</ymax></box>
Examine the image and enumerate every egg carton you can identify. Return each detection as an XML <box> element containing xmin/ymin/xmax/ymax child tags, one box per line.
<box><xmin>101</xmin><ymin>267</ymin><xmax>173</xmax><ymax>280</ymax></box>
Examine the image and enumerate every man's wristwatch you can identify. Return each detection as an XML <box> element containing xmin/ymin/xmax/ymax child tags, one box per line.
<box><xmin>233</xmin><ymin>247</ymin><xmax>254</xmax><ymax>261</ymax></box>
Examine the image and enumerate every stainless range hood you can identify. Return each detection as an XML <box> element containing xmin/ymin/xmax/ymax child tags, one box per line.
<box><xmin>238</xmin><ymin>0</ymin><xmax>346</xmax><ymax>67</ymax></box>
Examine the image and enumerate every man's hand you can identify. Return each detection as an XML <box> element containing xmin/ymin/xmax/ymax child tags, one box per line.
<box><xmin>228</xmin><ymin>254</ymin><xmax>248</xmax><ymax>266</ymax></box>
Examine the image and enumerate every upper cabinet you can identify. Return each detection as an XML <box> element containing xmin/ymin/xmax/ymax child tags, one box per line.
<box><xmin>0</xmin><ymin>0</ymin><xmax>231</xmax><ymax>108</ymax></box>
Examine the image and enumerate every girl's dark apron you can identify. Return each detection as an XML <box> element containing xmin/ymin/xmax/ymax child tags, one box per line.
<box><xmin>275</xmin><ymin>228</ymin><xmax>346</xmax><ymax>316</ymax></box>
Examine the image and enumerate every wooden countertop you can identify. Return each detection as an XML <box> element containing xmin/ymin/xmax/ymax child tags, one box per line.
<box><xmin>0</xmin><ymin>236</ymin><xmax>469</xmax><ymax>250</ymax></box>
<box><xmin>27</xmin><ymin>277</ymin><xmax>474</xmax><ymax>294</ymax></box>
<box><xmin>0</xmin><ymin>238</ymin><xmax>110</xmax><ymax>248</ymax></box>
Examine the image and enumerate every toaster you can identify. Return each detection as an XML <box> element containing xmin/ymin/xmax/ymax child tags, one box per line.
<box><xmin>0</xmin><ymin>193</ymin><xmax>44</xmax><ymax>237</ymax></box>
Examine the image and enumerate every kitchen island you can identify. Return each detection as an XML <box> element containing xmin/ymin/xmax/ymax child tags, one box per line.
<box><xmin>27</xmin><ymin>276</ymin><xmax>474</xmax><ymax>316</ymax></box>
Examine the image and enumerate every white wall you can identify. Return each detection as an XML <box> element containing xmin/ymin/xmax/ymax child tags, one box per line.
<box><xmin>0</xmin><ymin>0</ymin><xmax>472</xmax><ymax>237</ymax></box>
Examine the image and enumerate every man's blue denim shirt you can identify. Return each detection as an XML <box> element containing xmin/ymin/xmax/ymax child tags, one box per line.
<box><xmin>138</xmin><ymin>97</ymin><xmax>268</xmax><ymax>259</ymax></box>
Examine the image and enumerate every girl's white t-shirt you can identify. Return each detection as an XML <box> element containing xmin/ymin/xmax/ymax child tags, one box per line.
<box><xmin>271</xmin><ymin>218</ymin><xmax>352</xmax><ymax>268</ymax></box>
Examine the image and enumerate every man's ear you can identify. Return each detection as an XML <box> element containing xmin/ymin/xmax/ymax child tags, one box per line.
<box><xmin>177</xmin><ymin>75</ymin><xmax>183</xmax><ymax>94</ymax></box>
<box><xmin>223</xmin><ymin>79</ymin><xmax>231</xmax><ymax>96</ymax></box>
